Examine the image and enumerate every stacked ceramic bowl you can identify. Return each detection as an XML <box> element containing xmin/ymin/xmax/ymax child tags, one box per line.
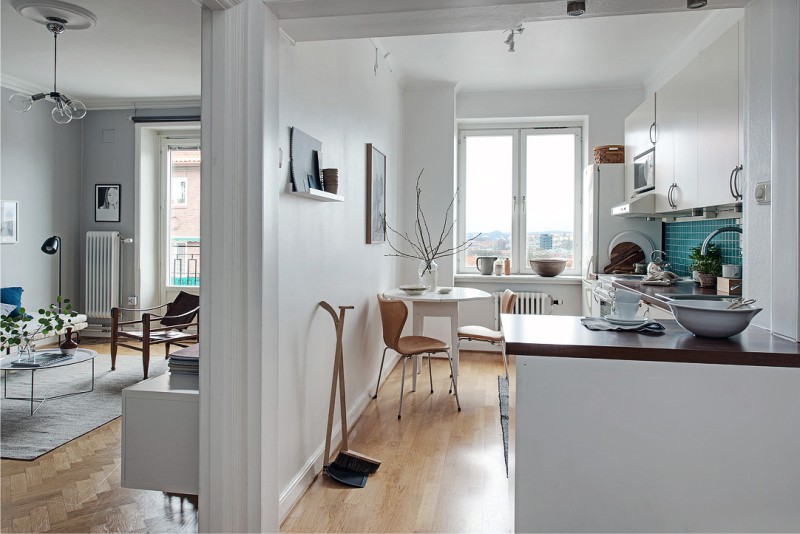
<box><xmin>323</xmin><ymin>168</ymin><xmax>339</xmax><ymax>194</ymax></box>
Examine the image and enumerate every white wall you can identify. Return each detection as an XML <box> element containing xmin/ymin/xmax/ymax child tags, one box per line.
<box><xmin>277</xmin><ymin>37</ymin><xmax>402</xmax><ymax>516</ymax></box>
<box><xmin>0</xmin><ymin>86</ymin><xmax>83</xmax><ymax>310</ymax></box>
<box><xmin>743</xmin><ymin>0</ymin><xmax>800</xmax><ymax>340</ymax></box>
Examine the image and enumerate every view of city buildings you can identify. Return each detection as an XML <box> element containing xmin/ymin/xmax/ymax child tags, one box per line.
<box><xmin>464</xmin><ymin>230</ymin><xmax>574</xmax><ymax>269</ymax></box>
<box><xmin>169</xmin><ymin>149</ymin><xmax>201</xmax><ymax>286</ymax></box>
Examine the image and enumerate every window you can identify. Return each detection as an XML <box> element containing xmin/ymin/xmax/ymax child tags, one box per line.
<box><xmin>457</xmin><ymin>125</ymin><xmax>582</xmax><ymax>275</ymax></box>
<box><xmin>172</xmin><ymin>178</ymin><xmax>188</xmax><ymax>206</ymax></box>
<box><xmin>163</xmin><ymin>139</ymin><xmax>201</xmax><ymax>287</ymax></box>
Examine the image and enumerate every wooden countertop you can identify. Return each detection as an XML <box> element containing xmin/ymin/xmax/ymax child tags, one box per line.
<box><xmin>502</xmin><ymin>314</ymin><xmax>800</xmax><ymax>368</ymax></box>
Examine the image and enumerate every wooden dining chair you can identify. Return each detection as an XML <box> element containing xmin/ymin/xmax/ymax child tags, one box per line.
<box><xmin>457</xmin><ymin>289</ymin><xmax>517</xmax><ymax>379</ymax></box>
<box><xmin>375</xmin><ymin>293</ymin><xmax>460</xmax><ymax>419</ymax></box>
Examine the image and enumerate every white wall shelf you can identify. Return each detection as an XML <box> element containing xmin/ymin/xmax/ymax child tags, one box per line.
<box><xmin>290</xmin><ymin>189</ymin><xmax>343</xmax><ymax>202</ymax></box>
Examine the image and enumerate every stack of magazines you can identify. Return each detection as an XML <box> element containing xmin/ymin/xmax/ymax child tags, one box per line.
<box><xmin>168</xmin><ymin>344</ymin><xmax>199</xmax><ymax>375</ymax></box>
<box><xmin>12</xmin><ymin>352</ymin><xmax>73</xmax><ymax>368</ymax></box>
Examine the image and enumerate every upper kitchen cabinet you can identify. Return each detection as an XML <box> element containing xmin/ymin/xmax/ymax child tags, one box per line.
<box><xmin>696</xmin><ymin>23</ymin><xmax>743</xmax><ymax>208</ymax></box>
<box><xmin>653</xmin><ymin>57</ymin><xmax>700</xmax><ymax>213</ymax></box>
<box><xmin>624</xmin><ymin>93</ymin><xmax>656</xmax><ymax>164</ymax></box>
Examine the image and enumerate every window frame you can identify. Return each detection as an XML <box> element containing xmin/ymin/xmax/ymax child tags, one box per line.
<box><xmin>457</xmin><ymin>123</ymin><xmax>584</xmax><ymax>276</ymax></box>
<box><xmin>160</xmin><ymin>136</ymin><xmax>201</xmax><ymax>290</ymax></box>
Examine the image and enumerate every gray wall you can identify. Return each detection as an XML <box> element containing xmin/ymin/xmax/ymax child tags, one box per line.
<box><xmin>0</xmin><ymin>92</ymin><xmax>199</xmax><ymax>316</ymax></box>
<box><xmin>80</xmin><ymin>107</ymin><xmax>199</xmax><ymax>316</ymax></box>
<box><xmin>0</xmin><ymin>86</ymin><xmax>83</xmax><ymax>311</ymax></box>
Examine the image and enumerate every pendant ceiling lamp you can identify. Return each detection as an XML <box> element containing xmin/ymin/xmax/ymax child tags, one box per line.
<box><xmin>8</xmin><ymin>0</ymin><xmax>97</xmax><ymax>124</ymax></box>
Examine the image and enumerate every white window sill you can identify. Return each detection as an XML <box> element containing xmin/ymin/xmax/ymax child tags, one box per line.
<box><xmin>455</xmin><ymin>274</ymin><xmax>582</xmax><ymax>285</ymax></box>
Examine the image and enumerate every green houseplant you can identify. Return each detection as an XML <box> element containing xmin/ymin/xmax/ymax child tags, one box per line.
<box><xmin>0</xmin><ymin>296</ymin><xmax>79</xmax><ymax>358</ymax></box>
<box><xmin>689</xmin><ymin>245</ymin><xmax>722</xmax><ymax>288</ymax></box>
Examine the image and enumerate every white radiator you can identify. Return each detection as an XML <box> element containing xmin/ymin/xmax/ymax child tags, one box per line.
<box><xmin>85</xmin><ymin>231</ymin><xmax>120</xmax><ymax>319</ymax></box>
<box><xmin>494</xmin><ymin>291</ymin><xmax>555</xmax><ymax>329</ymax></box>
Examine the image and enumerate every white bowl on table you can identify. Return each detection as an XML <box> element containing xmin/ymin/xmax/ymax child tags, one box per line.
<box><xmin>667</xmin><ymin>299</ymin><xmax>762</xmax><ymax>338</ymax></box>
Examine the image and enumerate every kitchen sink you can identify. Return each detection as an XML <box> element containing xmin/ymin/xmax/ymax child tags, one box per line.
<box><xmin>655</xmin><ymin>293</ymin><xmax>739</xmax><ymax>301</ymax></box>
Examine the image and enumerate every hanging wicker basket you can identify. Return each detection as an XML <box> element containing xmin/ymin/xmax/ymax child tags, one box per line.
<box><xmin>593</xmin><ymin>145</ymin><xmax>625</xmax><ymax>164</ymax></box>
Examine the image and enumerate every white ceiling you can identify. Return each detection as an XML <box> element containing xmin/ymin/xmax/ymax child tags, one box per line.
<box><xmin>378</xmin><ymin>11</ymin><xmax>712</xmax><ymax>93</ymax></box>
<box><xmin>0</xmin><ymin>0</ymin><xmax>746</xmax><ymax>107</ymax></box>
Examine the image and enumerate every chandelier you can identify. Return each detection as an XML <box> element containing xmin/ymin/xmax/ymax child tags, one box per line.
<box><xmin>9</xmin><ymin>16</ymin><xmax>86</xmax><ymax>124</ymax></box>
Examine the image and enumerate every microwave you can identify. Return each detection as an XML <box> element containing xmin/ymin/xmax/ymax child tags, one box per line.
<box><xmin>633</xmin><ymin>148</ymin><xmax>655</xmax><ymax>195</ymax></box>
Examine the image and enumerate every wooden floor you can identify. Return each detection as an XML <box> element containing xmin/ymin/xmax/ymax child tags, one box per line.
<box><xmin>2</xmin><ymin>344</ymin><xmax>513</xmax><ymax>533</ymax></box>
<box><xmin>281</xmin><ymin>351</ymin><xmax>515</xmax><ymax>533</ymax></box>
<box><xmin>1</xmin><ymin>340</ymin><xmax>198</xmax><ymax>534</ymax></box>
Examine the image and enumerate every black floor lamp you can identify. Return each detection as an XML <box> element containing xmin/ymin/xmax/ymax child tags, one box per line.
<box><xmin>41</xmin><ymin>235</ymin><xmax>62</xmax><ymax>310</ymax></box>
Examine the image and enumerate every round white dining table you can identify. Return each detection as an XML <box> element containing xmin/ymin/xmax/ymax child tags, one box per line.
<box><xmin>382</xmin><ymin>287</ymin><xmax>491</xmax><ymax>391</ymax></box>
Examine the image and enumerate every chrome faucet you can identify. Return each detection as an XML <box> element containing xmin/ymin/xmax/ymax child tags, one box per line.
<box><xmin>701</xmin><ymin>226</ymin><xmax>742</xmax><ymax>255</ymax></box>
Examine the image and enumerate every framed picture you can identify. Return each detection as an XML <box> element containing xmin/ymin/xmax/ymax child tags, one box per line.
<box><xmin>366</xmin><ymin>144</ymin><xmax>386</xmax><ymax>244</ymax></box>
<box><xmin>1</xmin><ymin>200</ymin><xmax>18</xmax><ymax>244</ymax></box>
<box><xmin>95</xmin><ymin>184</ymin><xmax>121</xmax><ymax>222</ymax></box>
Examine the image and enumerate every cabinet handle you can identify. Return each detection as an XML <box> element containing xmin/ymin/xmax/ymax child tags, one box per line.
<box><xmin>649</xmin><ymin>122</ymin><xmax>657</xmax><ymax>144</ymax></box>
<box><xmin>733</xmin><ymin>164</ymin><xmax>743</xmax><ymax>200</ymax></box>
<box><xmin>668</xmin><ymin>184</ymin><xmax>677</xmax><ymax>209</ymax></box>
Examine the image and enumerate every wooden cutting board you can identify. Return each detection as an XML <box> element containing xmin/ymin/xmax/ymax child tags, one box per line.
<box><xmin>603</xmin><ymin>242</ymin><xmax>645</xmax><ymax>274</ymax></box>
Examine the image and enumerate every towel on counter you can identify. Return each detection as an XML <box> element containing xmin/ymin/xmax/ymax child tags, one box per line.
<box><xmin>581</xmin><ymin>317</ymin><xmax>666</xmax><ymax>335</ymax></box>
<box><xmin>641</xmin><ymin>270</ymin><xmax>680</xmax><ymax>286</ymax></box>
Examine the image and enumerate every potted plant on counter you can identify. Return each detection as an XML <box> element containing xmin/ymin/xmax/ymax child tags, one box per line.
<box><xmin>689</xmin><ymin>245</ymin><xmax>722</xmax><ymax>288</ymax></box>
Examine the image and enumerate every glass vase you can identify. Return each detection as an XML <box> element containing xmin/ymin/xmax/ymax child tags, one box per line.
<box><xmin>418</xmin><ymin>259</ymin><xmax>438</xmax><ymax>291</ymax></box>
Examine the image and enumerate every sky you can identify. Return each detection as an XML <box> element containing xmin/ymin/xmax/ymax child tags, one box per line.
<box><xmin>465</xmin><ymin>132</ymin><xmax>576</xmax><ymax>235</ymax></box>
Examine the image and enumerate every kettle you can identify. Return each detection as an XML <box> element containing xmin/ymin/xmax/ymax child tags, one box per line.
<box><xmin>647</xmin><ymin>250</ymin><xmax>670</xmax><ymax>275</ymax></box>
<box><xmin>476</xmin><ymin>256</ymin><xmax>497</xmax><ymax>275</ymax></box>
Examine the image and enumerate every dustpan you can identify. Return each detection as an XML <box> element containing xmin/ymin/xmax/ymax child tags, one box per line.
<box><xmin>324</xmin><ymin>463</ymin><xmax>367</xmax><ymax>488</ymax></box>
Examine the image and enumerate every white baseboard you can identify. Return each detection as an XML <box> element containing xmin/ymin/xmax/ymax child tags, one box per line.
<box><xmin>278</xmin><ymin>352</ymin><xmax>400</xmax><ymax>522</ymax></box>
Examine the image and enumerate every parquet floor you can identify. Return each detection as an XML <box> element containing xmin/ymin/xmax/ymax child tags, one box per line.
<box><xmin>1</xmin><ymin>340</ymin><xmax>198</xmax><ymax>534</ymax></box>
<box><xmin>2</xmin><ymin>343</ymin><xmax>512</xmax><ymax>533</ymax></box>
<box><xmin>281</xmin><ymin>351</ymin><xmax>515</xmax><ymax>533</ymax></box>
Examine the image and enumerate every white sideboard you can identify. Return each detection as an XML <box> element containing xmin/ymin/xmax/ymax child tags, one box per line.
<box><xmin>121</xmin><ymin>373</ymin><xmax>199</xmax><ymax>495</ymax></box>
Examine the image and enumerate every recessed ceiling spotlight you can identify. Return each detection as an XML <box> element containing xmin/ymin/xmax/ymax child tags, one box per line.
<box><xmin>567</xmin><ymin>1</ymin><xmax>586</xmax><ymax>16</ymax></box>
<box><xmin>687</xmin><ymin>0</ymin><xmax>708</xmax><ymax>7</ymax></box>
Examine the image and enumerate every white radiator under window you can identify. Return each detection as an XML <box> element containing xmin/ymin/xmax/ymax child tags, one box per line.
<box><xmin>85</xmin><ymin>231</ymin><xmax>120</xmax><ymax>319</ymax></box>
<box><xmin>494</xmin><ymin>291</ymin><xmax>555</xmax><ymax>329</ymax></box>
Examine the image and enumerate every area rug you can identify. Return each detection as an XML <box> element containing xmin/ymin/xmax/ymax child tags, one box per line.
<box><xmin>1</xmin><ymin>354</ymin><xmax>167</xmax><ymax>460</ymax></box>
<box><xmin>498</xmin><ymin>374</ymin><xmax>509</xmax><ymax>477</ymax></box>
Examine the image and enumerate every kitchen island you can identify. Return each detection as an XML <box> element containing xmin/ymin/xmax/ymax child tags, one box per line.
<box><xmin>504</xmin><ymin>314</ymin><xmax>800</xmax><ymax>533</ymax></box>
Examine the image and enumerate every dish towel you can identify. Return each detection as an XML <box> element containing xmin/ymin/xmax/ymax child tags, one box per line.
<box><xmin>581</xmin><ymin>317</ymin><xmax>666</xmax><ymax>334</ymax></box>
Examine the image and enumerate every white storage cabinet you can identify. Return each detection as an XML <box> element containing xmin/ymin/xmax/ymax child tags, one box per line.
<box><xmin>121</xmin><ymin>373</ymin><xmax>199</xmax><ymax>494</ymax></box>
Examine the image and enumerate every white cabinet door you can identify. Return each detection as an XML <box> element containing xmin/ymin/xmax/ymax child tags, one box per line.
<box><xmin>697</xmin><ymin>23</ymin><xmax>741</xmax><ymax>208</ymax></box>
<box><xmin>654</xmin><ymin>63</ymin><xmax>699</xmax><ymax>213</ymax></box>
<box><xmin>624</xmin><ymin>93</ymin><xmax>656</xmax><ymax>164</ymax></box>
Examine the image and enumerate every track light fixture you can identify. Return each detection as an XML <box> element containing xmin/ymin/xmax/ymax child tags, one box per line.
<box><xmin>504</xmin><ymin>23</ymin><xmax>525</xmax><ymax>52</ymax></box>
<box><xmin>687</xmin><ymin>0</ymin><xmax>708</xmax><ymax>8</ymax></box>
<box><xmin>9</xmin><ymin>17</ymin><xmax>86</xmax><ymax>124</ymax></box>
<box><xmin>567</xmin><ymin>1</ymin><xmax>586</xmax><ymax>16</ymax></box>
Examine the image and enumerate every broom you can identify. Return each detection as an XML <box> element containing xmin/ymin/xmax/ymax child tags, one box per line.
<box><xmin>320</xmin><ymin>302</ymin><xmax>381</xmax><ymax>477</ymax></box>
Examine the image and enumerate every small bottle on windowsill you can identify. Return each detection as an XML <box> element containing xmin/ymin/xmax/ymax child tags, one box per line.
<box><xmin>503</xmin><ymin>258</ymin><xmax>511</xmax><ymax>275</ymax></box>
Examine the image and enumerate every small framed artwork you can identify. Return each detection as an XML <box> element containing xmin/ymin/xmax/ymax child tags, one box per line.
<box><xmin>366</xmin><ymin>144</ymin><xmax>386</xmax><ymax>244</ymax></box>
<box><xmin>1</xmin><ymin>200</ymin><xmax>18</xmax><ymax>244</ymax></box>
<box><xmin>95</xmin><ymin>184</ymin><xmax>121</xmax><ymax>222</ymax></box>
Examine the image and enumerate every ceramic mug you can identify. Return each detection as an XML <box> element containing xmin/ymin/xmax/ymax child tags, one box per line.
<box><xmin>476</xmin><ymin>256</ymin><xmax>497</xmax><ymax>275</ymax></box>
<box><xmin>612</xmin><ymin>302</ymin><xmax>639</xmax><ymax>320</ymax></box>
<box><xmin>722</xmin><ymin>264</ymin><xmax>742</xmax><ymax>278</ymax></box>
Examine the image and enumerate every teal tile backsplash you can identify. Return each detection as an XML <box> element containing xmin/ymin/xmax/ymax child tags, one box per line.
<box><xmin>664</xmin><ymin>218</ymin><xmax>742</xmax><ymax>277</ymax></box>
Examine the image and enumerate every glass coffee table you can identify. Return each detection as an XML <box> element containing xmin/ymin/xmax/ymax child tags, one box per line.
<box><xmin>1</xmin><ymin>348</ymin><xmax>97</xmax><ymax>415</ymax></box>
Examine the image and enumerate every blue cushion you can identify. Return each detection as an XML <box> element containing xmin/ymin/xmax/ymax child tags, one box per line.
<box><xmin>1</xmin><ymin>287</ymin><xmax>23</xmax><ymax>318</ymax></box>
